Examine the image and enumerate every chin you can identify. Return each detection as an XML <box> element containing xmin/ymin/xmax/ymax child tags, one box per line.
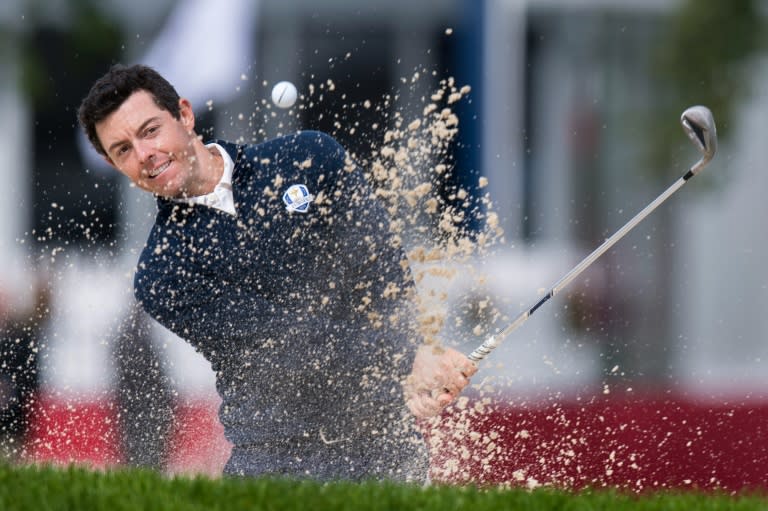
<box><xmin>159</xmin><ymin>187</ymin><xmax>183</xmax><ymax>199</ymax></box>
<box><xmin>150</xmin><ymin>175</ymin><xmax>183</xmax><ymax>198</ymax></box>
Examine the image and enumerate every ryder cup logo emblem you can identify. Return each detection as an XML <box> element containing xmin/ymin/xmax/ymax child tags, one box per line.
<box><xmin>282</xmin><ymin>184</ymin><xmax>314</xmax><ymax>213</ymax></box>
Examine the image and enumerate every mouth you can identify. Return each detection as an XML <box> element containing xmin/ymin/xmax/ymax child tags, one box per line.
<box><xmin>148</xmin><ymin>160</ymin><xmax>172</xmax><ymax>178</ymax></box>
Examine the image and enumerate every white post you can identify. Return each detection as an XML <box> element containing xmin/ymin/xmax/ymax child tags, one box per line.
<box><xmin>0</xmin><ymin>43</ymin><xmax>33</xmax><ymax>305</ymax></box>
<box><xmin>482</xmin><ymin>0</ymin><xmax>527</xmax><ymax>239</ymax></box>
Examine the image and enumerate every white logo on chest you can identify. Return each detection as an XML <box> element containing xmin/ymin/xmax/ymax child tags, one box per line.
<box><xmin>282</xmin><ymin>184</ymin><xmax>314</xmax><ymax>213</ymax></box>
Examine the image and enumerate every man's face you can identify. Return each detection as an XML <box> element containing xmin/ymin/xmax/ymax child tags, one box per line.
<box><xmin>95</xmin><ymin>90</ymin><xmax>201</xmax><ymax>198</ymax></box>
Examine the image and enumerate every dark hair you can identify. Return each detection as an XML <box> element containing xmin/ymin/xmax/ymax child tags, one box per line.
<box><xmin>78</xmin><ymin>64</ymin><xmax>181</xmax><ymax>157</ymax></box>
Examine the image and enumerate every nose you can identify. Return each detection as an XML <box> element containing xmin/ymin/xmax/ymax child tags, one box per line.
<box><xmin>135</xmin><ymin>138</ymin><xmax>156</xmax><ymax>164</ymax></box>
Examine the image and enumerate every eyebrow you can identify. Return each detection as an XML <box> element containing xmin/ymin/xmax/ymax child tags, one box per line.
<box><xmin>106</xmin><ymin>116</ymin><xmax>161</xmax><ymax>155</ymax></box>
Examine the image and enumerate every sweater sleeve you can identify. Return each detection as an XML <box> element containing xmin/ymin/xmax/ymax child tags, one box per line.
<box><xmin>331</xmin><ymin>149</ymin><xmax>417</xmax><ymax>312</ymax></box>
<box><xmin>133</xmin><ymin>226</ymin><xmax>309</xmax><ymax>352</ymax></box>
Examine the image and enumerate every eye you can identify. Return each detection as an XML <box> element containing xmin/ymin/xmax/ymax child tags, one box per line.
<box><xmin>116</xmin><ymin>144</ymin><xmax>130</xmax><ymax>157</ymax></box>
<box><xmin>145</xmin><ymin>125</ymin><xmax>159</xmax><ymax>136</ymax></box>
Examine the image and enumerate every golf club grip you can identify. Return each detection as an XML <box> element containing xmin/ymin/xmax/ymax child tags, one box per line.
<box><xmin>467</xmin><ymin>175</ymin><xmax>690</xmax><ymax>363</ymax></box>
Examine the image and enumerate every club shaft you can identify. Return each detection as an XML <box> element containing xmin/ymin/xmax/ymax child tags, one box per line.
<box><xmin>467</xmin><ymin>170</ymin><xmax>694</xmax><ymax>363</ymax></box>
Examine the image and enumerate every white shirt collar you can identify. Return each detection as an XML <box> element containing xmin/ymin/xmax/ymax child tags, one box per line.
<box><xmin>173</xmin><ymin>143</ymin><xmax>236</xmax><ymax>216</ymax></box>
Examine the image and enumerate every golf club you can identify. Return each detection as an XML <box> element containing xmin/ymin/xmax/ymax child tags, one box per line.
<box><xmin>467</xmin><ymin>105</ymin><xmax>717</xmax><ymax>363</ymax></box>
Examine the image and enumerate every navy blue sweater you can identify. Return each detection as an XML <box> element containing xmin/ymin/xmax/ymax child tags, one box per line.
<box><xmin>135</xmin><ymin>131</ymin><xmax>426</xmax><ymax>479</ymax></box>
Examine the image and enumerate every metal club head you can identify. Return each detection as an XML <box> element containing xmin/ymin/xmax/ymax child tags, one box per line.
<box><xmin>680</xmin><ymin>105</ymin><xmax>717</xmax><ymax>175</ymax></box>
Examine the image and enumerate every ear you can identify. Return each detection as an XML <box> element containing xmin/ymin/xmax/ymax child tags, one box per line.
<box><xmin>179</xmin><ymin>98</ymin><xmax>195</xmax><ymax>131</ymax></box>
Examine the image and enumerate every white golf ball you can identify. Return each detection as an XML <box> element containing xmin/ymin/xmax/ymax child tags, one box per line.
<box><xmin>271</xmin><ymin>81</ymin><xmax>297</xmax><ymax>109</ymax></box>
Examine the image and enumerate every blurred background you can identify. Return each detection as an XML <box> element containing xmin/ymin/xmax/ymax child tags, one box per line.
<box><xmin>1</xmin><ymin>0</ymin><xmax>768</xmax><ymax>490</ymax></box>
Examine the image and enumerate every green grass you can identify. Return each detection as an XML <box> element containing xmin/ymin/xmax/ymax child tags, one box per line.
<box><xmin>0</xmin><ymin>464</ymin><xmax>766</xmax><ymax>511</ymax></box>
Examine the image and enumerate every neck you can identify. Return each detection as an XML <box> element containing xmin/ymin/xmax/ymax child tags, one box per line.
<box><xmin>185</xmin><ymin>141</ymin><xmax>224</xmax><ymax>197</ymax></box>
